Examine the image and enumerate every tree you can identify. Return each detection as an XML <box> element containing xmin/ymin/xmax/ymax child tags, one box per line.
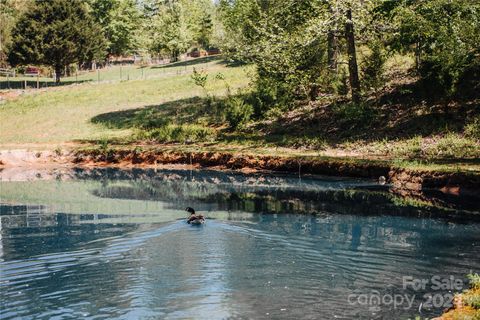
<box><xmin>345</xmin><ymin>8</ymin><xmax>361</xmax><ymax>103</ymax></box>
<box><xmin>145</xmin><ymin>0</ymin><xmax>216</xmax><ymax>61</ymax></box>
<box><xmin>390</xmin><ymin>0</ymin><xmax>480</xmax><ymax>95</ymax></box>
<box><xmin>0</xmin><ymin>0</ymin><xmax>29</xmax><ymax>67</ymax></box>
<box><xmin>90</xmin><ymin>0</ymin><xmax>141</xmax><ymax>56</ymax></box>
<box><xmin>8</xmin><ymin>0</ymin><xmax>107</xmax><ymax>83</ymax></box>
<box><xmin>182</xmin><ymin>0</ymin><xmax>215</xmax><ymax>49</ymax></box>
<box><xmin>148</xmin><ymin>1</ymin><xmax>191</xmax><ymax>61</ymax></box>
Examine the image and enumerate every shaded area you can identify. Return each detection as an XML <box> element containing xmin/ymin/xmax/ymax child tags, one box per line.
<box><xmin>265</xmin><ymin>80</ymin><xmax>480</xmax><ymax>144</ymax></box>
<box><xmin>91</xmin><ymin>97</ymin><xmax>209</xmax><ymax>130</ymax></box>
<box><xmin>87</xmin><ymin>85</ymin><xmax>480</xmax><ymax>162</ymax></box>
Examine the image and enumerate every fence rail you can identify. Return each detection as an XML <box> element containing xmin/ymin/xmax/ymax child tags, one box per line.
<box><xmin>0</xmin><ymin>68</ymin><xmax>15</xmax><ymax>77</ymax></box>
<box><xmin>0</xmin><ymin>55</ymin><xmax>221</xmax><ymax>90</ymax></box>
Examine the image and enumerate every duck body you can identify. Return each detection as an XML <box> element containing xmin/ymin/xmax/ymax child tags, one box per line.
<box><xmin>185</xmin><ymin>207</ymin><xmax>206</xmax><ymax>225</ymax></box>
<box><xmin>188</xmin><ymin>217</ymin><xmax>206</xmax><ymax>225</ymax></box>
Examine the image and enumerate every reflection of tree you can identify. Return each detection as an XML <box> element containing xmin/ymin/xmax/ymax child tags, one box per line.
<box><xmin>92</xmin><ymin>178</ymin><xmax>478</xmax><ymax>222</ymax></box>
<box><xmin>79</xmin><ymin>167</ymin><xmax>480</xmax><ymax>217</ymax></box>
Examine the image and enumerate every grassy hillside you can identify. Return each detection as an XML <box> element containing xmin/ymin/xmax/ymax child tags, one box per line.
<box><xmin>0</xmin><ymin>56</ymin><xmax>479</xmax><ymax>173</ymax></box>
<box><xmin>0</xmin><ymin>57</ymin><xmax>251</xmax><ymax>147</ymax></box>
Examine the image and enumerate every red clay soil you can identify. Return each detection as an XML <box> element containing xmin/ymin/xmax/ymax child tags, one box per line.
<box><xmin>73</xmin><ymin>149</ymin><xmax>390</xmax><ymax>177</ymax></box>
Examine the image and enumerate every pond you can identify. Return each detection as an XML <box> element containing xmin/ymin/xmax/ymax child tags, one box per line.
<box><xmin>1</xmin><ymin>168</ymin><xmax>479</xmax><ymax>319</ymax></box>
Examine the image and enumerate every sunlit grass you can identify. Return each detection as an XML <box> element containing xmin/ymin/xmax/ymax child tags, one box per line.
<box><xmin>0</xmin><ymin>59</ymin><xmax>251</xmax><ymax>146</ymax></box>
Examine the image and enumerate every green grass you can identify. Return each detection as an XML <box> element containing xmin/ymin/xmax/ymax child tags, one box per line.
<box><xmin>0</xmin><ymin>57</ymin><xmax>251</xmax><ymax>146</ymax></box>
<box><xmin>0</xmin><ymin>56</ymin><xmax>223</xmax><ymax>89</ymax></box>
<box><xmin>439</xmin><ymin>274</ymin><xmax>480</xmax><ymax>320</ymax></box>
<box><xmin>337</xmin><ymin>134</ymin><xmax>480</xmax><ymax>160</ymax></box>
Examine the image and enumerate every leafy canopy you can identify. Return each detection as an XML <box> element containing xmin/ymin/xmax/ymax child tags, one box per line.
<box><xmin>8</xmin><ymin>0</ymin><xmax>107</xmax><ymax>81</ymax></box>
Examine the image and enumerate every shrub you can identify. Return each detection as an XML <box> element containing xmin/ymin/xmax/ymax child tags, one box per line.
<box><xmin>333</xmin><ymin>102</ymin><xmax>377</xmax><ymax>127</ymax></box>
<box><xmin>333</xmin><ymin>68</ymin><xmax>349</xmax><ymax>97</ymax></box>
<box><xmin>464</xmin><ymin>273</ymin><xmax>480</xmax><ymax>309</ymax></box>
<box><xmin>465</xmin><ymin>117</ymin><xmax>480</xmax><ymax>140</ymax></box>
<box><xmin>361</xmin><ymin>42</ymin><xmax>386</xmax><ymax>96</ymax></box>
<box><xmin>225</xmin><ymin>97</ymin><xmax>254</xmax><ymax>129</ymax></box>
<box><xmin>425</xmin><ymin>133</ymin><xmax>480</xmax><ymax>159</ymax></box>
<box><xmin>468</xmin><ymin>273</ymin><xmax>480</xmax><ymax>290</ymax></box>
<box><xmin>139</xmin><ymin>124</ymin><xmax>217</xmax><ymax>143</ymax></box>
<box><xmin>393</xmin><ymin>0</ymin><xmax>480</xmax><ymax>96</ymax></box>
<box><xmin>191</xmin><ymin>68</ymin><xmax>208</xmax><ymax>96</ymax></box>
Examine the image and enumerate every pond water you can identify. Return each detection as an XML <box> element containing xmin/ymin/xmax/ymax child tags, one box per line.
<box><xmin>1</xmin><ymin>168</ymin><xmax>479</xmax><ymax>319</ymax></box>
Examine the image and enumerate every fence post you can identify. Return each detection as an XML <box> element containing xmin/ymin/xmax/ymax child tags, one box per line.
<box><xmin>37</xmin><ymin>74</ymin><xmax>39</xmax><ymax>89</ymax></box>
<box><xmin>24</xmin><ymin>80</ymin><xmax>27</xmax><ymax>90</ymax></box>
<box><xmin>7</xmin><ymin>74</ymin><xmax>10</xmax><ymax>89</ymax></box>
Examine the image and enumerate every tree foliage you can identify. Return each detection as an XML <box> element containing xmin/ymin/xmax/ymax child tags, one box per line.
<box><xmin>0</xmin><ymin>0</ymin><xmax>29</xmax><ymax>67</ymax></box>
<box><xmin>89</xmin><ymin>0</ymin><xmax>142</xmax><ymax>56</ymax></box>
<box><xmin>3</xmin><ymin>0</ymin><xmax>478</xmax><ymax>105</ymax></box>
<box><xmin>218</xmin><ymin>0</ymin><xmax>373</xmax><ymax>110</ymax></box>
<box><xmin>8</xmin><ymin>0</ymin><xmax>107</xmax><ymax>82</ymax></box>
<box><xmin>390</xmin><ymin>0</ymin><xmax>480</xmax><ymax>96</ymax></box>
<box><xmin>143</xmin><ymin>0</ymin><xmax>216</xmax><ymax>60</ymax></box>
<box><xmin>218</xmin><ymin>0</ymin><xmax>479</xmax><ymax>112</ymax></box>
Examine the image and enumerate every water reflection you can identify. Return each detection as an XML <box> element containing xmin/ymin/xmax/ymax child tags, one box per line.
<box><xmin>1</xmin><ymin>168</ymin><xmax>479</xmax><ymax>319</ymax></box>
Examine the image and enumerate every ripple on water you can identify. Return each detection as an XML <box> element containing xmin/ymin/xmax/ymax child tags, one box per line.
<box><xmin>1</xmin><ymin>195</ymin><xmax>479</xmax><ymax>319</ymax></box>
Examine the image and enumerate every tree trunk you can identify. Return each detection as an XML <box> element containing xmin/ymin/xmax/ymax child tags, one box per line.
<box><xmin>327</xmin><ymin>30</ymin><xmax>338</xmax><ymax>71</ymax></box>
<box><xmin>345</xmin><ymin>9</ymin><xmax>361</xmax><ymax>104</ymax></box>
<box><xmin>55</xmin><ymin>65</ymin><xmax>62</xmax><ymax>84</ymax></box>
<box><xmin>327</xmin><ymin>5</ymin><xmax>338</xmax><ymax>71</ymax></box>
<box><xmin>172</xmin><ymin>49</ymin><xmax>179</xmax><ymax>62</ymax></box>
<box><xmin>415</xmin><ymin>41</ymin><xmax>421</xmax><ymax>71</ymax></box>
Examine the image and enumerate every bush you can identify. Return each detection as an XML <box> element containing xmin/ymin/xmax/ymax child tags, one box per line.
<box><xmin>426</xmin><ymin>134</ymin><xmax>480</xmax><ymax>159</ymax></box>
<box><xmin>248</xmin><ymin>75</ymin><xmax>295</xmax><ymax>117</ymax></box>
<box><xmin>138</xmin><ymin>124</ymin><xmax>217</xmax><ymax>143</ymax></box>
<box><xmin>465</xmin><ymin>117</ymin><xmax>480</xmax><ymax>140</ymax></box>
<box><xmin>361</xmin><ymin>42</ymin><xmax>386</xmax><ymax>95</ymax></box>
<box><xmin>333</xmin><ymin>68</ymin><xmax>349</xmax><ymax>97</ymax></box>
<box><xmin>225</xmin><ymin>97</ymin><xmax>254</xmax><ymax>129</ymax></box>
<box><xmin>393</xmin><ymin>0</ymin><xmax>480</xmax><ymax>96</ymax></box>
<box><xmin>333</xmin><ymin>102</ymin><xmax>377</xmax><ymax>127</ymax></box>
<box><xmin>464</xmin><ymin>273</ymin><xmax>480</xmax><ymax>309</ymax></box>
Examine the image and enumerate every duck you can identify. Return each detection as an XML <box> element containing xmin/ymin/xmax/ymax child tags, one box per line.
<box><xmin>185</xmin><ymin>207</ymin><xmax>205</xmax><ymax>225</ymax></box>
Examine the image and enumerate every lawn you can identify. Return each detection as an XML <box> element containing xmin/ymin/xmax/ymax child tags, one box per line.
<box><xmin>0</xmin><ymin>57</ymin><xmax>251</xmax><ymax>147</ymax></box>
<box><xmin>0</xmin><ymin>56</ymin><xmax>224</xmax><ymax>90</ymax></box>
